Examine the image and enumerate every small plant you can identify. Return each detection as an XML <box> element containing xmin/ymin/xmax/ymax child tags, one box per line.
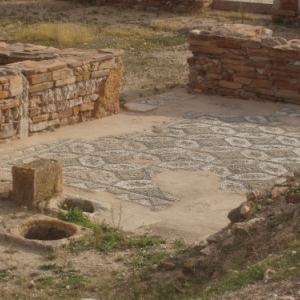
<box><xmin>110</xmin><ymin>205</ymin><xmax>123</xmax><ymax>230</ymax></box>
<box><xmin>97</xmin><ymin>231</ymin><xmax>125</xmax><ymax>252</ymax></box>
<box><xmin>4</xmin><ymin>248</ymin><xmax>18</xmax><ymax>255</ymax></box>
<box><xmin>127</xmin><ymin>236</ymin><xmax>165</xmax><ymax>248</ymax></box>
<box><xmin>0</xmin><ymin>269</ymin><xmax>10</xmax><ymax>282</ymax></box>
<box><xmin>172</xmin><ymin>238</ymin><xmax>187</xmax><ymax>250</ymax></box>
<box><xmin>39</xmin><ymin>263</ymin><xmax>60</xmax><ymax>271</ymax></box>
<box><xmin>285</xmin><ymin>186</ymin><xmax>300</xmax><ymax>195</ymax></box>
<box><xmin>58</xmin><ymin>207</ymin><xmax>94</xmax><ymax>229</ymax></box>
<box><xmin>46</xmin><ymin>251</ymin><xmax>58</xmax><ymax>261</ymax></box>
<box><xmin>129</xmin><ymin>249</ymin><xmax>170</xmax><ymax>269</ymax></box>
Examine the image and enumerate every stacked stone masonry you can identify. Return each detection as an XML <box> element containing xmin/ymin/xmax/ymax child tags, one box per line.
<box><xmin>89</xmin><ymin>0</ymin><xmax>212</xmax><ymax>11</ymax></box>
<box><xmin>272</xmin><ymin>0</ymin><xmax>300</xmax><ymax>22</ymax></box>
<box><xmin>0</xmin><ymin>43</ymin><xmax>123</xmax><ymax>141</ymax></box>
<box><xmin>187</xmin><ymin>24</ymin><xmax>300</xmax><ymax>104</ymax></box>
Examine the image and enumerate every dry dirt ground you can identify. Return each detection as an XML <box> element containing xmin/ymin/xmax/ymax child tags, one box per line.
<box><xmin>0</xmin><ymin>1</ymin><xmax>300</xmax><ymax>299</ymax></box>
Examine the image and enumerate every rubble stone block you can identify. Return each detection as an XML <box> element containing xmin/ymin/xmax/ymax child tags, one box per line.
<box><xmin>12</xmin><ymin>159</ymin><xmax>63</xmax><ymax>208</ymax></box>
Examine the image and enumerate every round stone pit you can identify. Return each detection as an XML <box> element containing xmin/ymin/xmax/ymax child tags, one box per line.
<box><xmin>0</xmin><ymin>215</ymin><xmax>93</xmax><ymax>251</ymax></box>
<box><xmin>19</xmin><ymin>218</ymin><xmax>78</xmax><ymax>241</ymax></box>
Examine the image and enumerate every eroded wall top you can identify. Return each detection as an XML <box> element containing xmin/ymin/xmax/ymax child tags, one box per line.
<box><xmin>0</xmin><ymin>43</ymin><xmax>124</xmax><ymax>142</ymax></box>
<box><xmin>187</xmin><ymin>24</ymin><xmax>300</xmax><ymax>104</ymax></box>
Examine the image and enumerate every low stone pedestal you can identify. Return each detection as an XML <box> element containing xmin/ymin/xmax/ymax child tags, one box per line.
<box><xmin>12</xmin><ymin>159</ymin><xmax>63</xmax><ymax>208</ymax></box>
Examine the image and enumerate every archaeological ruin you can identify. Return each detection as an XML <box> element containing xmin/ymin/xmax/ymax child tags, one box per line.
<box><xmin>187</xmin><ymin>24</ymin><xmax>300</xmax><ymax>103</ymax></box>
<box><xmin>0</xmin><ymin>43</ymin><xmax>123</xmax><ymax>142</ymax></box>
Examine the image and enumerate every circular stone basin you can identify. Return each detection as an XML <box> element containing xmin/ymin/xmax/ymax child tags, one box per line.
<box><xmin>18</xmin><ymin>219</ymin><xmax>78</xmax><ymax>241</ymax></box>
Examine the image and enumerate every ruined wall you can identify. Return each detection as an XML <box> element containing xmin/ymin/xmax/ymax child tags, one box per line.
<box><xmin>187</xmin><ymin>25</ymin><xmax>300</xmax><ymax>104</ymax></box>
<box><xmin>0</xmin><ymin>69</ymin><xmax>25</xmax><ymax>140</ymax></box>
<box><xmin>272</xmin><ymin>0</ymin><xmax>300</xmax><ymax>23</ymax></box>
<box><xmin>0</xmin><ymin>43</ymin><xmax>123</xmax><ymax>142</ymax></box>
<box><xmin>91</xmin><ymin>0</ymin><xmax>212</xmax><ymax>12</ymax></box>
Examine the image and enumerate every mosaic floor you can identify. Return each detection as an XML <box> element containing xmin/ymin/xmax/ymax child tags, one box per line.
<box><xmin>1</xmin><ymin>107</ymin><xmax>300</xmax><ymax>211</ymax></box>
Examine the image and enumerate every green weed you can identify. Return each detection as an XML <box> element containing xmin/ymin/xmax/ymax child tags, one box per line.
<box><xmin>129</xmin><ymin>249</ymin><xmax>170</xmax><ymax>269</ymax></box>
<box><xmin>127</xmin><ymin>236</ymin><xmax>165</xmax><ymax>248</ymax></box>
<box><xmin>58</xmin><ymin>207</ymin><xmax>94</xmax><ymax>229</ymax></box>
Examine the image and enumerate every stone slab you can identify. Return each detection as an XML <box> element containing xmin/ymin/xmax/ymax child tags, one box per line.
<box><xmin>124</xmin><ymin>102</ymin><xmax>158</xmax><ymax>112</ymax></box>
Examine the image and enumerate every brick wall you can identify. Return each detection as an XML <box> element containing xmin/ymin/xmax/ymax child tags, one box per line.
<box><xmin>187</xmin><ymin>24</ymin><xmax>300</xmax><ymax>104</ymax></box>
<box><xmin>0</xmin><ymin>43</ymin><xmax>123</xmax><ymax>142</ymax></box>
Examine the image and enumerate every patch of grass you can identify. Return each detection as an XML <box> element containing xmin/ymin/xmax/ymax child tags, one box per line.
<box><xmin>0</xmin><ymin>266</ymin><xmax>17</xmax><ymax>282</ymax></box>
<box><xmin>193</xmin><ymin>8</ymin><xmax>255</xmax><ymax>22</ymax></box>
<box><xmin>97</xmin><ymin>230</ymin><xmax>125</xmax><ymax>252</ymax></box>
<box><xmin>129</xmin><ymin>249</ymin><xmax>170</xmax><ymax>269</ymax></box>
<box><xmin>69</xmin><ymin>239</ymin><xmax>92</xmax><ymax>254</ymax></box>
<box><xmin>202</xmin><ymin>264</ymin><xmax>265</xmax><ymax>298</ymax></box>
<box><xmin>0</xmin><ymin>269</ymin><xmax>10</xmax><ymax>282</ymax></box>
<box><xmin>46</xmin><ymin>251</ymin><xmax>59</xmax><ymax>261</ymax></box>
<box><xmin>58</xmin><ymin>207</ymin><xmax>94</xmax><ymax>229</ymax></box>
<box><xmin>285</xmin><ymin>186</ymin><xmax>300</xmax><ymax>195</ymax></box>
<box><xmin>4</xmin><ymin>248</ymin><xmax>18</xmax><ymax>254</ymax></box>
<box><xmin>36</xmin><ymin>276</ymin><xmax>56</xmax><ymax>285</ymax></box>
<box><xmin>29</xmin><ymin>272</ymin><xmax>40</xmax><ymax>277</ymax></box>
<box><xmin>172</xmin><ymin>238</ymin><xmax>187</xmax><ymax>250</ymax></box>
<box><xmin>39</xmin><ymin>263</ymin><xmax>61</xmax><ymax>271</ymax></box>
<box><xmin>128</xmin><ymin>236</ymin><xmax>165</xmax><ymax>248</ymax></box>
<box><xmin>249</xmin><ymin>201</ymin><xmax>263</xmax><ymax>217</ymax></box>
<box><xmin>200</xmin><ymin>249</ymin><xmax>300</xmax><ymax>299</ymax></box>
<box><xmin>61</xmin><ymin>207</ymin><xmax>166</xmax><ymax>253</ymax></box>
<box><xmin>144</xmin><ymin>34</ymin><xmax>186</xmax><ymax>47</ymax></box>
<box><xmin>11</xmin><ymin>22</ymin><xmax>95</xmax><ymax>47</ymax></box>
<box><xmin>91</xmin><ymin>24</ymin><xmax>186</xmax><ymax>51</ymax></box>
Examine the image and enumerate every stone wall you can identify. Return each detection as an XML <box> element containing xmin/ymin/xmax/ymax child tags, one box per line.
<box><xmin>187</xmin><ymin>24</ymin><xmax>300</xmax><ymax>104</ymax></box>
<box><xmin>91</xmin><ymin>0</ymin><xmax>212</xmax><ymax>12</ymax></box>
<box><xmin>0</xmin><ymin>43</ymin><xmax>123</xmax><ymax>142</ymax></box>
<box><xmin>272</xmin><ymin>0</ymin><xmax>300</xmax><ymax>23</ymax></box>
<box><xmin>213</xmin><ymin>0</ymin><xmax>272</xmax><ymax>14</ymax></box>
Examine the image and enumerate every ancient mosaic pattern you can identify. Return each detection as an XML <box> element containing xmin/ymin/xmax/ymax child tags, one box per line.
<box><xmin>1</xmin><ymin>108</ymin><xmax>300</xmax><ymax>210</ymax></box>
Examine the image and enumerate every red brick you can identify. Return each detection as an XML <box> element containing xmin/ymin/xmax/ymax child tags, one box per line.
<box><xmin>234</xmin><ymin>77</ymin><xmax>252</xmax><ymax>85</ymax></box>
<box><xmin>229</xmin><ymin>65</ymin><xmax>255</xmax><ymax>73</ymax></box>
<box><xmin>72</xmin><ymin>105</ymin><xmax>81</xmax><ymax>116</ymax></box>
<box><xmin>256</xmin><ymin>75</ymin><xmax>268</xmax><ymax>80</ymax></box>
<box><xmin>251</xmin><ymin>79</ymin><xmax>273</xmax><ymax>89</ymax></box>
<box><xmin>270</xmin><ymin>70</ymin><xmax>298</xmax><ymax>78</ymax></box>
<box><xmin>216</xmin><ymin>39</ymin><xmax>241</xmax><ymax>49</ymax></box>
<box><xmin>219</xmin><ymin>80</ymin><xmax>242</xmax><ymax>89</ymax></box>
<box><xmin>217</xmin><ymin>88</ymin><xmax>235</xmax><ymax>96</ymax></box>
<box><xmin>274</xmin><ymin>81</ymin><xmax>299</xmax><ymax>90</ymax></box>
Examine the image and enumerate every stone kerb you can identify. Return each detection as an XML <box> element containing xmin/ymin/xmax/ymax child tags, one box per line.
<box><xmin>0</xmin><ymin>43</ymin><xmax>123</xmax><ymax>142</ymax></box>
<box><xmin>187</xmin><ymin>24</ymin><xmax>300</xmax><ymax>104</ymax></box>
